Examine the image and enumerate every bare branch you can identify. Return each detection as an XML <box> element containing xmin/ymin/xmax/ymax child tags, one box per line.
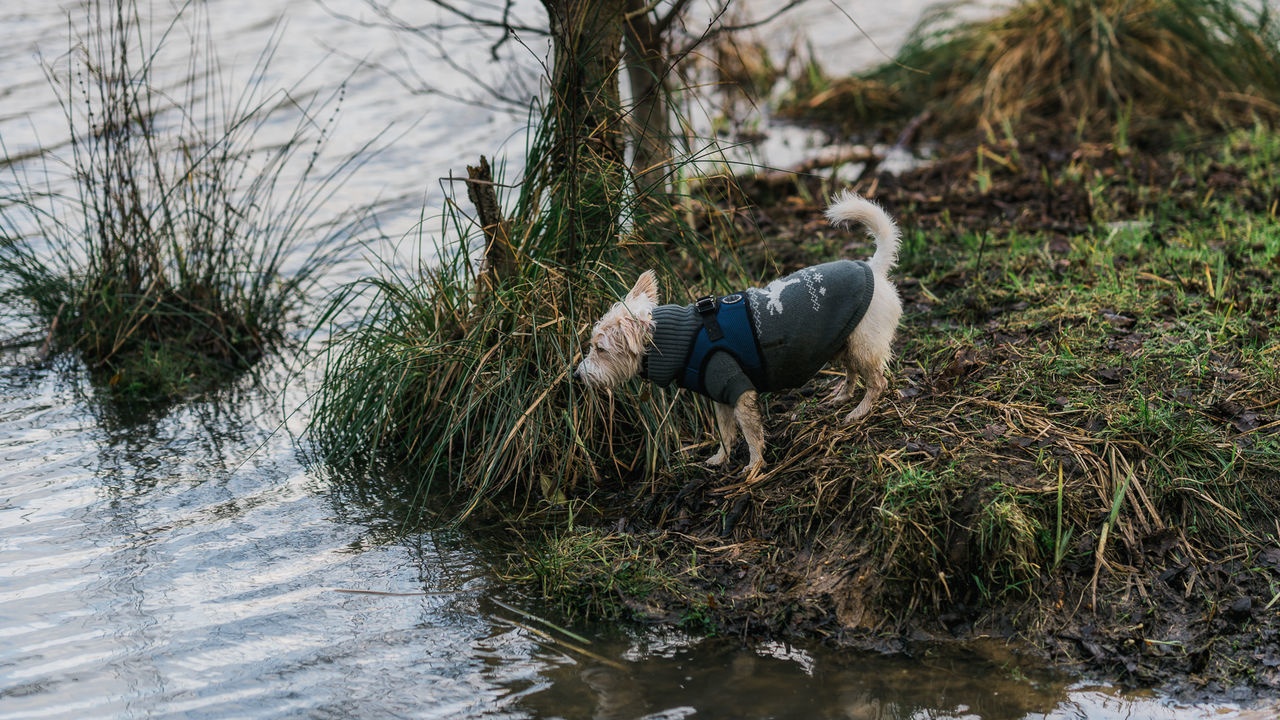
<box><xmin>625</xmin><ymin>0</ymin><xmax>664</xmax><ymax>22</ymax></box>
<box><xmin>489</xmin><ymin>0</ymin><xmax>518</xmax><ymax>59</ymax></box>
<box><xmin>317</xmin><ymin>0</ymin><xmax>541</xmax><ymax>109</ymax></box>
<box><xmin>374</xmin><ymin>0</ymin><xmax>545</xmax><ymax>36</ymax></box>
<box><xmin>717</xmin><ymin>0</ymin><xmax>806</xmax><ymax>33</ymax></box>
<box><xmin>675</xmin><ymin>0</ymin><xmax>807</xmax><ymax>56</ymax></box>
<box><xmin>316</xmin><ymin>39</ymin><xmax>530</xmax><ymax>112</ymax></box>
<box><xmin>669</xmin><ymin>2</ymin><xmax>732</xmax><ymax>67</ymax></box>
<box><xmin>653</xmin><ymin>0</ymin><xmax>694</xmax><ymax>36</ymax></box>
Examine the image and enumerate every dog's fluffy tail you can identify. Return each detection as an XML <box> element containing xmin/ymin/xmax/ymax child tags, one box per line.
<box><xmin>825</xmin><ymin>190</ymin><xmax>900</xmax><ymax>276</ymax></box>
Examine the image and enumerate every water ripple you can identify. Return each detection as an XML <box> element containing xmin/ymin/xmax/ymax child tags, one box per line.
<box><xmin>3</xmin><ymin>1</ymin><xmax>1278</xmax><ymax>719</ymax></box>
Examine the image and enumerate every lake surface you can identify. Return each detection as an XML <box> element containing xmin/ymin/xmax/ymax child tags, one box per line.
<box><xmin>1</xmin><ymin>1</ymin><xmax>1276</xmax><ymax>718</ymax></box>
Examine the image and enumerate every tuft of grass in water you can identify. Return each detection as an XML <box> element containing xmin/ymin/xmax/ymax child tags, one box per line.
<box><xmin>308</xmin><ymin>95</ymin><xmax>745</xmax><ymax>524</ymax></box>
<box><xmin>503</xmin><ymin>527</ymin><xmax>715</xmax><ymax>627</ymax></box>
<box><xmin>781</xmin><ymin>0</ymin><xmax>1280</xmax><ymax>140</ymax></box>
<box><xmin>0</xmin><ymin>0</ymin><xmax>368</xmax><ymax>403</ymax></box>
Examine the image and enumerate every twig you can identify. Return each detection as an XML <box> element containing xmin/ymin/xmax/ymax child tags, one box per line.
<box><xmin>493</xmin><ymin>617</ymin><xmax>626</xmax><ymax>670</ymax></box>
<box><xmin>490</xmin><ymin>596</ymin><xmax>593</xmax><ymax>645</ymax></box>
<box><xmin>333</xmin><ymin>588</ymin><xmax>456</xmax><ymax>596</ymax></box>
<box><xmin>36</xmin><ymin>303</ymin><xmax>65</xmax><ymax>361</ymax></box>
<box><xmin>892</xmin><ymin>110</ymin><xmax>932</xmax><ymax>151</ymax></box>
<box><xmin>653</xmin><ymin>0</ymin><xmax>694</xmax><ymax>36</ymax></box>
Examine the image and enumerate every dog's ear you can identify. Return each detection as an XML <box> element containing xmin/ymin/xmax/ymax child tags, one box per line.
<box><xmin>626</xmin><ymin>269</ymin><xmax>660</xmax><ymax>305</ymax></box>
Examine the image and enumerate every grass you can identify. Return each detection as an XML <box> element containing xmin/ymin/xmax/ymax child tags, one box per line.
<box><xmin>307</xmin><ymin>89</ymin><xmax>755</xmax><ymax>524</ymax></box>
<box><xmin>502</xmin><ymin>527</ymin><xmax>716</xmax><ymax>628</ymax></box>
<box><xmin>495</xmin><ymin>127</ymin><xmax>1280</xmax><ymax>689</ymax></box>
<box><xmin>778</xmin><ymin>0</ymin><xmax>1280</xmax><ymax>141</ymax></box>
<box><xmin>0</xmin><ymin>0</ymin><xmax>367</xmax><ymax>403</ymax></box>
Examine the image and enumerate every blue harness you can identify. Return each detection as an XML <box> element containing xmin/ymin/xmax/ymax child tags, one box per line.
<box><xmin>680</xmin><ymin>293</ymin><xmax>767</xmax><ymax>397</ymax></box>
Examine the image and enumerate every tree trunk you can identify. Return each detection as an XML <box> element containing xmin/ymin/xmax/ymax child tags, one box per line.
<box><xmin>541</xmin><ymin>0</ymin><xmax>626</xmax><ymax>264</ymax></box>
<box><xmin>623</xmin><ymin>0</ymin><xmax>674</xmax><ymax>197</ymax></box>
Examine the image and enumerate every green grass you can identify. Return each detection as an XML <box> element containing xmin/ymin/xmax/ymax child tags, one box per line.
<box><xmin>0</xmin><ymin>0</ymin><xmax>366</xmax><ymax>403</ymax></box>
<box><xmin>307</xmin><ymin>88</ymin><xmax>756</xmax><ymax>524</ymax></box>
<box><xmin>877</xmin><ymin>127</ymin><xmax>1280</xmax><ymax>593</ymax></box>
<box><xmin>499</xmin><ymin>128</ymin><xmax>1280</xmax><ymax>645</ymax></box>
<box><xmin>505</xmin><ymin>527</ymin><xmax>717</xmax><ymax>628</ymax></box>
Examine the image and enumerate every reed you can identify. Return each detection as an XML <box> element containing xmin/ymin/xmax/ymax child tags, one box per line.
<box><xmin>0</xmin><ymin>0</ymin><xmax>367</xmax><ymax>401</ymax></box>
<box><xmin>308</xmin><ymin>98</ymin><xmax>744</xmax><ymax>523</ymax></box>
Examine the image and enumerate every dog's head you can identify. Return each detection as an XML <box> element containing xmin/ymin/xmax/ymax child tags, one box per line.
<box><xmin>573</xmin><ymin>270</ymin><xmax>659</xmax><ymax>388</ymax></box>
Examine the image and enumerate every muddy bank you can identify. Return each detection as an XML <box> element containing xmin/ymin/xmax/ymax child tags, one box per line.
<box><xmin>501</xmin><ymin>129</ymin><xmax>1280</xmax><ymax>700</ymax></box>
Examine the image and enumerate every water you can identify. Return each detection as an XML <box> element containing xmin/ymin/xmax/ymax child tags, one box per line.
<box><xmin>1</xmin><ymin>1</ymin><xmax>1275</xmax><ymax>718</ymax></box>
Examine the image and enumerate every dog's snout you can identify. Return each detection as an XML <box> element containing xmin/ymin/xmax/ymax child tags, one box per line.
<box><xmin>572</xmin><ymin>366</ymin><xmax>582</xmax><ymax>382</ymax></box>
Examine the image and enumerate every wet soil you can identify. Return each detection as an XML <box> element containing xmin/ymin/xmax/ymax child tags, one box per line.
<box><xmin>540</xmin><ymin>135</ymin><xmax>1280</xmax><ymax>702</ymax></box>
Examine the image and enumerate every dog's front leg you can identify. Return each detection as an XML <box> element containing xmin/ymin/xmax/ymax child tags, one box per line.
<box><xmin>734</xmin><ymin>390</ymin><xmax>766</xmax><ymax>478</ymax></box>
<box><xmin>706</xmin><ymin>401</ymin><xmax>738</xmax><ymax>467</ymax></box>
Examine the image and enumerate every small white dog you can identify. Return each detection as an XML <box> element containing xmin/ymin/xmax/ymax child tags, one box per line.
<box><xmin>573</xmin><ymin>191</ymin><xmax>903</xmax><ymax>478</ymax></box>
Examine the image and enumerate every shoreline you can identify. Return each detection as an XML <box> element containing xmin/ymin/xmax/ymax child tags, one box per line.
<box><xmin>499</xmin><ymin>128</ymin><xmax>1280</xmax><ymax>699</ymax></box>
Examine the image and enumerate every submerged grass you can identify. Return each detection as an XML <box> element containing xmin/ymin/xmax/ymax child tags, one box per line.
<box><xmin>0</xmin><ymin>0</ymin><xmax>367</xmax><ymax>402</ymax></box>
<box><xmin>780</xmin><ymin>0</ymin><xmax>1280</xmax><ymax>141</ymax></box>
<box><xmin>508</xmin><ymin>527</ymin><xmax>716</xmax><ymax>627</ymax></box>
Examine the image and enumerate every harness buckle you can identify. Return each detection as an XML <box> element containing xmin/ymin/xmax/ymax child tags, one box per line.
<box><xmin>693</xmin><ymin>295</ymin><xmax>724</xmax><ymax>342</ymax></box>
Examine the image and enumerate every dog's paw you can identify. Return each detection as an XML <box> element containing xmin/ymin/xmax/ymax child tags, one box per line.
<box><xmin>824</xmin><ymin>383</ymin><xmax>854</xmax><ymax>406</ymax></box>
<box><xmin>705</xmin><ymin>450</ymin><xmax>729</xmax><ymax>467</ymax></box>
<box><xmin>842</xmin><ymin>406</ymin><xmax>871</xmax><ymax>425</ymax></box>
<box><xmin>743</xmin><ymin>459</ymin><xmax>766</xmax><ymax>482</ymax></box>
<box><xmin>826</xmin><ymin>392</ymin><xmax>854</xmax><ymax>407</ymax></box>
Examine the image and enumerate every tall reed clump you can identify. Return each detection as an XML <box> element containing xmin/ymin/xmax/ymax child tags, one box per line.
<box><xmin>788</xmin><ymin>0</ymin><xmax>1280</xmax><ymax>140</ymax></box>
<box><xmin>0</xmin><ymin>0</ymin><xmax>366</xmax><ymax>401</ymax></box>
<box><xmin>308</xmin><ymin>98</ymin><xmax>733</xmax><ymax>523</ymax></box>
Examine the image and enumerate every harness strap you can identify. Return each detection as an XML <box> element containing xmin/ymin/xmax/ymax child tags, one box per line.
<box><xmin>681</xmin><ymin>293</ymin><xmax>766</xmax><ymax>397</ymax></box>
<box><xmin>694</xmin><ymin>295</ymin><xmax>723</xmax><ymax>341</ymax></box>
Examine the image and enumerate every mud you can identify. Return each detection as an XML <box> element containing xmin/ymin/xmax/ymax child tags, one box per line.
<box><xmin>548</xmin><ymin>135</ymin><xmax>1280</xmax><ymax>701</ymax></box>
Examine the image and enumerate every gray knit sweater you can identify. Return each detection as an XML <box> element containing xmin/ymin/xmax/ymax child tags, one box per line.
<box><xmin>642</xmin><ymin>260</ymin><xmax>875</xmax><ymax>405</ymax></box>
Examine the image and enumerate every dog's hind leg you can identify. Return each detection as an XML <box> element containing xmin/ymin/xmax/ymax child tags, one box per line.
<box><xmin>735</xmin><ymin>391</ymin><xmax>767</xmax><ymax>478</ymax></box>
<box><xmin>840</xmin><ymin>283</ymin><xmax>900</xmax><ymax>424</ymax></box>
<box><xmin>706</xmin><ymin>401</ymin><xmax>738</xmax><ymax>467</ymax></box>
<box><xmin>842</xmin><ymin>349</ymin><xmax>888</xmax><ymax>424</ymax></box>
<box><xmin>825</xmin><ymin>348</ymin><xmax>859</xmax><ymax>405</ymax></box>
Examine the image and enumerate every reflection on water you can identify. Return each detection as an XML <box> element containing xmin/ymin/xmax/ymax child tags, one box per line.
<box><xmin>0</xmin><ymin>360</ymin><xmax>502</xmax><ymax>718</ymax></box>
<box><xmin>509</xmin><ymin>633</ymin><xmax>1277</xmax><ymax>720</ymax></box>
<box><xmin>1</xmin><ymin>1</ymin><xmax>1278</xmax><ymax>719</ymax></box>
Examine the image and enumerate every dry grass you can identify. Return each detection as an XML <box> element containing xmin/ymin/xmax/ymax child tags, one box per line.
<box><xmin>498</xmin><ymin>128</ymin><xmax>1280</xmax><ymax>689</ymax></box>
<box><xmin>780</xmin><ymin>0</ymin><xmax>1280</xmax><ymax>141</ymax></box>
<box><xmin>308</xmin><ymin>99</ymin><xmax>756</xmax><ymax>522</ymax></box>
